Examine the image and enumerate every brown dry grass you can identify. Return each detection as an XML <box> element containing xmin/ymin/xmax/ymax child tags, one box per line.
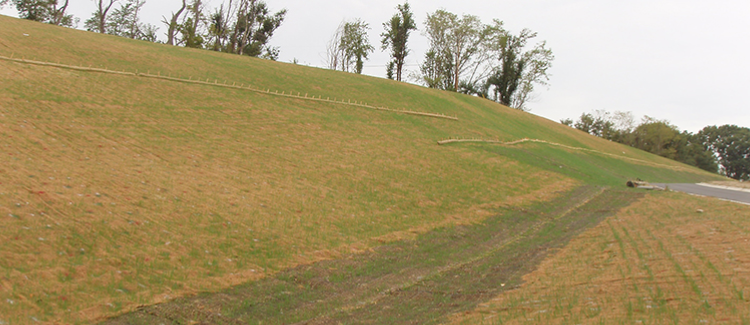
<box><xmin>449</xmin><ymin>192</ymin><xmax>750</xmax><ymax>324</ymax></box>
<box><xmin>0</xmin><ymin>16</ymin><xmax>722</xmax><ymax>324</ymax></box>
<box><xmin>0</xmin><ymin>57</ymin><xmax>576</xmax><ymax>324</ymax></box>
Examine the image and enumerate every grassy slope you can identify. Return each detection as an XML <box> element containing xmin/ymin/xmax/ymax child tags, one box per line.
<box><xmin>450</xmin><ymin>191</ymin><xmax>750</xmax><ymax>324</ymax></box>
<box><xmin>0</xmin><ymin>16</ymin><xmax>722</xmax><ymax>324</ymax></box>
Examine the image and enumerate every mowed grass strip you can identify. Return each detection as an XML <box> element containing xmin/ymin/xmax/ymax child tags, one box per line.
<box><xmin>99</xmin><ymin>186</ymin><xmax>643</xmax><ymax>324</ymax></box>
<box><xmin>450</xmin><ymin>191</ymin><xmax>750</xmax><ymax>324</ymax></box>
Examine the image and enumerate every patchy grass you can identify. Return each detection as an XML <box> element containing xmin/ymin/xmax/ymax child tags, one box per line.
<box><xmin>449</xmin><ymin>191</ymin><xmax>750</xmax><ymax>324</ymax></box>
<box><xmin>0</xmin><ymin>16</ymin><xmax>723</xmax><ymax>324</ymax></box>
<box><xmin>101</xmin><ymin>186</ymin><xmax>643</xmax><ymax>324</ymax></box>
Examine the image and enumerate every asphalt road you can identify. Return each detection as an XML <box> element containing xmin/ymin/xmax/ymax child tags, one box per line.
<box><xmin>652</xmin><ymin>183</ymin><xmax>750</xmax><ymax>205</ymax></box>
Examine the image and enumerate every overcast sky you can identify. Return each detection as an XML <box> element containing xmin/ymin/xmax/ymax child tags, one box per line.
<box><xmin>3</xmin><ymin>0</ymin><xmax>749</xmax><ymax>132</ymax></box>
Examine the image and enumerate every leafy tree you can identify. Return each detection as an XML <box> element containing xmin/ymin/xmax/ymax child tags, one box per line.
<box><xmin>573</xmin><ymin>111</ymin><xmax>617</xmax><ymax>140</ymax></box>
<box><xmin>569</xmin><ymin>110</ymin><xmax>635</xmax><ymax>143</ymax></box>
<box><xmin>458</xmin><ymin>20</ymin><xmax>504</xmax><ymax>97</ymax></box>
<box><xmin>2</xmin><ymin>0</ymin><xmax>76</xmax><ymax>27</ymax></box>
<box><xmin>207</xmin><ymin>5</ymin><xmax>230</xmax><ymax>51</ymax></box>
<box><xmin>565</xmin><ymin>111</ymin><xmax>720</xmax><ymax>173</ymax></box>
<box><xmin>674</xmin><ymin>131</ymin><xmax>718</xmax><ymax>173</ymax></box>
<box><xmin>420</xmin><ymin>10</ymin><xmax>484</xmax><ymax>91</ymax></box>
<box><xmin>386</xmin><ymin>61</ymin><xmax>395</xmax><ymax>80</ymax></box>
<box><xmin>381</xmin><ymin>1</ymin><xmax>416</xmax><ymax>82</ymax></box>
<box><xmin>227</xmin><ymin>0</ymin><xmax>286</xmax><ymax>59</ymax></box>
<box><xmin>177</xmin><ymin>0</ymin><xmax>204</xmax><ymax>48</ymax></box>
<box><xmin>341</xmin><ymin>19</ymin><xmax>374</xmax><ymax>74</ymax></box>
<box><xmin>85</xmin><ymin>0</ymin><xmax>118</xmax><ymax>33</ymax></box>
<box><xmin>418</xmin><ymin>11</ymin><xmax>552</xmax><ymax>104</ymax></box>
<box><xmin>697</xmin><ymin>125</ymin><xmax>750</xmax><ymax>180</ymax></box>
<box><xmin>487</xmin><ymin>30</ymin><xmax>528</xmax><ymax>106</ymax></box>
<box><xmin>486</xmin><ymin>28</ymin><xmax>553</xmax><ymax>110</ymax></box>
<box><xmin>419</xmin><ymin>47</ymin><xmax>453</xmax><ymax>90</ymax></box>
<box><xmin>105</xmin><ymin>0</ymin><xmax>158</xmax><ymax>41</ymax></box>
<box><xmin>630</xmin><ymin>117</ymin><xmax>682</xmax><ymax>160</ymax></box>
<box><xmin>326</xmin><ymin>19</ymin><xmax>374</xmax><ymax>74</ymax></box>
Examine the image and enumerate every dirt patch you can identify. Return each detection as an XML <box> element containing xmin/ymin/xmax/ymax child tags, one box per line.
<box><xmin>100</xmin><ymin>186</ymin><xmax>642</xmax><ymax>324</ymax></box>
<box><xmin>450</xmin><ymin>191</ymin><xmax>750</xmax><ymax>324</ymax></box>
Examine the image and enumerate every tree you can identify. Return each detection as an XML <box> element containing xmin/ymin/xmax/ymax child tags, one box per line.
<box><xmin>573</xmin><ymin>111</ymin><xmax>617</xmax><ymax>140</ymax></box>
<box><xmin>381</xmin><ymin>1</ymin><xmax>416</xmax><ymax>82</ymax></box>
<box><xmin>420</xmin><ymin>10</ymin><xmax>484</xmax><ymax>91</ymax></box>
<box><xmin>697</xmin><ymin>125</ymin><xmax>750</xmax><ymax>180</ymax></box>
<box><xmin>48</xmin><ymin>0</ymin><xmax>73</xmax><ymax>26</ymax></box>
<box><xmin>325</xmin><ymin>21</ymin><xmax>345</xmax><ymax>70</ymax></box>
<box><xmin>565</xmin><ymin>111</ymin><xmax>719</xmax><ymax>173</ymax></box>
<box><xmin>674</xmin><ymin>131</ymin><xmax>718</xmax><ymax>173</ymax></box>
<box><xmin>227</xmin><ymin>0</ymin><xmax>286</xmax><ymax>59</ymax></box>
<box><xmin>458</xmin><ymin>19</ymin><xmax>504</xmax><ymax>97</ymax></box>
<box><xmin>487</xmin><ymin>30</ymin><xmax>528</xmax><ymax>106</ymax></box>
<box><xmin>177</xmin><ymin>0</ymin><xmax>204</xmax><ymax>48</ymax></box>
<box><xmin>85</xmin><ymin>0</ymin><xmax>118</xmax><ymax>33</ymax></box>
<box><xmin>569</xmin><ymin>110</ymin><xmax>635</xmax><ymax>142</ymax></box>
<box><xmin>419</xmin><ymin>47</ymin><xmax>453</xmax><ymax>90</ymax></box>
<box><xmin>105</xmin><ymin>0</ymin><xmax>158</xmax><ymax>41</ymax></box>
<box><xmin>326</xmin><ymin>19</ymin><xmax>374</xmax><ymax>74</ymax></box>
<box><xmin>207</xmin><ymin>5</ymin><xmax>230</xmax><ymax>51</ymax></box>
<box><xmin>417</xmin><ymin>11</ymin><xmax>551</xmax><ymax>101</ymax></box>
<box><xmin>341</xmin><ymin>19</ymin><xmax>374</xmax><ymax>74</ymax></box>
<box><xmin>485</xmin><ymin>28</ymin><xmax>553</xmax><ymax>110</ymax></box>
<box><xmin>161</xmin><ymin>0</ymin><xmax>186</xmax><ymax>45</ymax></box>
<box><xmin>630</xmin><ymin>117</ymin><xmax>682</xmax><ymax>160</ymax></box>
<box><xmin>386</xmin><ymin>61</ymin><xmax>395</xmax><ymax>80</ymax></box>
<box><xmin>511</xmin><ymin>40</ymin><xmax>553</xmax><ymax>110</ymax></box>
<box><xmin>3</xmin><ymin>0</ymin><xmax>76</xmax><ymax>27</ymax></box>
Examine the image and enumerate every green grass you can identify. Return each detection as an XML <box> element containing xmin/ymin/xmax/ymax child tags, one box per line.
<box><xmin>0</xmin><ymin>15</ymin><xmax>724</xmax><ymax>324</ymax></box>
<box><xmin>102</xmin><ymin>186</ymin><xmax>642</xmax><ymax>325</ymax></box>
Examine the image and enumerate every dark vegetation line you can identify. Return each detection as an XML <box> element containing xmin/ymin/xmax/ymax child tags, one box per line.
<box><xmin>0</xmin><ymin>54</ymin><xmax>458</xmax><ymax>121</ymax></box>
<box><xmin>100</xmin><ymin>186</ymin><xmax>643</xmax><ymax>325</ymax></box>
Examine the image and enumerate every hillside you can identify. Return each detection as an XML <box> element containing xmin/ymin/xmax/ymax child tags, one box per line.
<box><xmin>0</xmin><ymin>15</ymin><xmax>723</xmax><ymax>324</ymax></box>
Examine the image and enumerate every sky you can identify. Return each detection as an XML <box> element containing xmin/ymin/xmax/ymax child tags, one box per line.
<box><xmin>2</xmin><ymin>0</ymin><xmax>749</xmax><ymax>133</ymax></box>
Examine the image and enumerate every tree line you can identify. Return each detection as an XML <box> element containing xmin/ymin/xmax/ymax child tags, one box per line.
<box><xmin>562</xmin><ymin>111</ymin><xmax>750</xmax><ymax>181</ymax></box>
<box><xmin>324</xmin><ymin>4</ymin><xmax>554</xmax><ymax>111</ymax></box>
<box><xmin>2</xmin><ymin>1</ymin><xmax>555</xmax><ymax>110</ymax></box>
<box><xmin>1</xmin><ymin>0</ymin><xmax>288</xmax><ymax>59</ymax></box>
